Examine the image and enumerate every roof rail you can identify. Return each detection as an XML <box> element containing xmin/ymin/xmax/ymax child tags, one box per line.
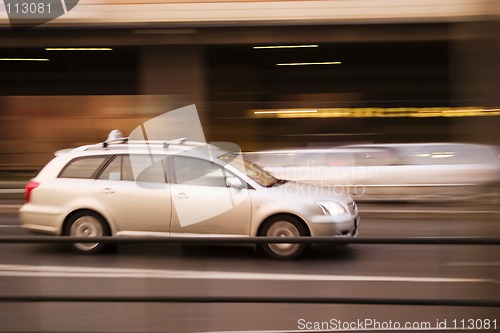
<box><xmin>97</xmin><ymin>130</ymin><xmax>196</xmax><ymax>150</ymax></box>
<box><xmin>163</xmin><ymin>138</ymin><xmax>187</xmax><ymax>149</ymax></box>
<box><xmin>124</xmin><ymin>138</ymin><xmax>189</xmax><ymax>148</ymax></box>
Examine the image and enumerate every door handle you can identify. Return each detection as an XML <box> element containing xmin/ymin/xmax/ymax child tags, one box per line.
<box><xmin>174</xmin><ymin>192</ymin><xmax>189</xmax><ymax>199</ymax></box>
<box><xmin>100</xmin><ymin>187</ymin><xmax>115</xmax><ymax>194</ymax></box>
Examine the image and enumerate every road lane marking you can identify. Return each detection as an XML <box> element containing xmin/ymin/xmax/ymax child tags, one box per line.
<box><xmin>2</xmin><ymin>204</ymin><xmax>500</xmax><ymax>214</ymax></box>
<box><xmin>446</xmin><ymin>261</ymin><xmax>500</xmax><ymax>267</ymax></box>
<box><xmin>0</xmin><ymin>264</ymin><xmax>496</xmax><ymax>284</ymax></box>
<box><xmin>0</xmin><ymin>205</ymin><xmax>22</xmax><ymax>209</ymax></box>
<box><xmin>0</xmin><ymin>189</ymin><xmax>24</xmax><ymax>194</ymax></box>
<box><xmin>361</xmin><ymin>209</ymin><xmax>500</xmax><ymax>214</ymax></box>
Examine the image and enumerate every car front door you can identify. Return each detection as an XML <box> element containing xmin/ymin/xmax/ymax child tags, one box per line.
<box><xmin>169</xmin><ymin>156</ymin><xmax>251</xmax><ymax>236</ymax></box>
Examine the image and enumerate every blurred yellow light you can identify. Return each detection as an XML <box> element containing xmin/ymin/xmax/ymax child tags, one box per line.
<box><xmin>254</xmin><ymin>109</ymin><xmax>317</xmax><ymax>115</ymax></box>
<box><xmin>253</xmin><ymin>45</ymin><xmax>319</xmax><ymax>49</ymax></box>
<box><xmin>0</xmin><ymin>58</ymin><xmax>49</xmax><ymax>61</ymax></box>
<box><xmin>432</xmin><ymin>152</ymin><xmax>455</xmax><ymax>158</ymax></box>
<box><xmin>249</xmin><ymin>107</ymin><xmax>500</xmax><ymax>118</ymax></box>
<box><xmin>45</xmin><ymin>48</ymin><xmax>113</xmax><ymax>51</ymax></box>
<box><xmin>277</xmin><ymin>61</ymin><xmax>341</xmax><ymax>66</ymax></box>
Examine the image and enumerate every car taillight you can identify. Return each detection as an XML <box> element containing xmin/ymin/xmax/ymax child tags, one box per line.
<box><xmin>24</xmin><ymin>181</ymin><xmax>40</xmax><ymax>203</ymax></box>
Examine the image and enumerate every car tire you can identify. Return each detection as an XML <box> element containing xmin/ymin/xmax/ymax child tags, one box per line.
<box><xmin>259</xmin><ymin>215</ymin><xmax>309</xmax><ymax>259</ymax></box>
<box><xmin>64</xmin><ymin>211</ymin><xmax>111</xmax><ymax>254</ymax></box>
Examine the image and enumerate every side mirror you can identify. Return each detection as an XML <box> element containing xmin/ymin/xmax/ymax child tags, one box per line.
<box><xmin>226</xmin><ymin>177</ymin><xmax>245</xmax><ymax>189</ymax></box>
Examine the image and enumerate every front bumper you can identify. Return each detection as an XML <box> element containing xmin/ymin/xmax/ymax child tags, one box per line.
<box><xmin>309</xmin><ymin>213</ymin><xmax>360</xmax><ymax>237</ymax></box>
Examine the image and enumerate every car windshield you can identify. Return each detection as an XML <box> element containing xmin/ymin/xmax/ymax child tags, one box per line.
<box><xmin>219</xmin><ymin>153</ymin><xmax>280</xmax><ymax>187</ymax></box>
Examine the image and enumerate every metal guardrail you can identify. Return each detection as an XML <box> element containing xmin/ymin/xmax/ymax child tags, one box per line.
<box><xmin>0</xmin><ymin>236</ymin><xmax>500</xmax><ymax>245</ymax></box>
<box><xmin>0</xmin><ymin>236</ymin><xmax>498</xmax><ymax>308</ymax></box>
<box><xmin>0</xmin><ymin>295</ymin><xmax>498</xmax><ymax>307</ymax></box>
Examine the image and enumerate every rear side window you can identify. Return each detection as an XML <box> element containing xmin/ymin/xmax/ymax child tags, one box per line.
<box><xmin>98</xmin><ymin>155</ymin><xmax>123</xmax><ymax>180</ymax></box>
<box><xmin>59</xmin><ymin>156</ymin><xmax>111</xmax><ymax>179</ymax></box>
<box><xmin>98</xmin><ymin>154</ymin><xmax>168</xmax><ymax>183</ymax></box>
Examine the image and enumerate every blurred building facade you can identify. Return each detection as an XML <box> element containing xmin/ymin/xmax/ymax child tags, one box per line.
<box><xmin>0</xmin><ymin>0</ymin><xmax>499</xmax><ymax>172</ymax></box>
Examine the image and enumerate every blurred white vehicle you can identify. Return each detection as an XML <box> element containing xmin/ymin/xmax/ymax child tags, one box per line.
<box><xmin>245</xmin><ymin>143</ymin><xmax>500</xmax><ymax>202</ymax></box>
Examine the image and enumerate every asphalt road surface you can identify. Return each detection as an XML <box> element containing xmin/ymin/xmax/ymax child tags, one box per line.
<box><xmin>0</xmin><ymin>203</ymin><xmax>498</xmax><ymax>333</ymax></box>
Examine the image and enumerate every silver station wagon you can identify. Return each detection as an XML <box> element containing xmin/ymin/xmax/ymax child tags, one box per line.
<box><xmin>20</xmin><ymin>130</ymin><xmax>359</xmax><ymax>259</ymax></box>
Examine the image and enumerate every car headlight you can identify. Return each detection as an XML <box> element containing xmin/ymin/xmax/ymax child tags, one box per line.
<box><xmin>316</xmin><ymin>201</ymin><xmax>347</xmax><ymax>216</ymax></box>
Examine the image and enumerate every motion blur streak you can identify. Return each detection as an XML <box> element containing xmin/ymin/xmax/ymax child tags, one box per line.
<box><xmin>0</xmin><ymin>264</ymin><xmax>495</xmax><ymax>284</ymax></box>
<box><xmin>1</xmin><ymin>0</ymin><xmax>499</xmax><ymax>331</ymax></box>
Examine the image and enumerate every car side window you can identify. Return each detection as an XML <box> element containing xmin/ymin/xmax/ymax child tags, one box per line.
<box><xmin>173</xmin><ymin>156</ymin><xmax>226</xmax><ymax>187</ymax></box>
<box><xmin>97</xmin><ymin>154</ymin><xmax>168</xmax><ymax>183</ymax></box>
<box><xmin>59</xmin><ymin>156</ymin><xmax>111</xmax><ymax>179</ymax></box>
<box><xmin>98</xmin><ymin>156</ymin><xmax>122</xmax><ymax>180</ymax></box>
<box><xmin>98</xmin><ymin>155</ymin><xmax>135</xmax><ymax>181</ymax></box>
<box><xmin>121</xmin><ymin>155</ymin><xmax>136</xmax><ymax>181</ymax></box>
<box><xmin>136</xmin><ymin>158</ymin><xmax>168</xmax><ymax>183</ymax></box>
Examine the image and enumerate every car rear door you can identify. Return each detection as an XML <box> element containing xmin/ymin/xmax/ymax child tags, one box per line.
<box><xmin>94</xmin><ymin>154</ymin><xmax>172</xmax><ymax>235</ymax></box>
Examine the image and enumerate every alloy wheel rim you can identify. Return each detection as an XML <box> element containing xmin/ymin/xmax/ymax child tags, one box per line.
<box><xmin>266</xmin><ymin>221</ymin><xmax>300</xmax><ymax>256</ymax></box>
<box><xmin>70</xmin><ymin>216</ymin><xmax>103</xmax><ymax>251</ymax></box>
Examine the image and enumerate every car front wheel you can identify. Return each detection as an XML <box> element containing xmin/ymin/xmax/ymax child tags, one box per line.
<box><xmin>64</xmin><ymin>211</ymin><xmax>111</xmax><ymax>254</ymax></box>
<box><xmin>259</xmin><ymin>215</ymin><xmax>309</xmax><ymax>259</ymax></box>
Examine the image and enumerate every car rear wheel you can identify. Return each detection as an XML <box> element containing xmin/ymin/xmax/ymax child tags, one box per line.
<box><xmin>64</xmin><ymin>211</ymin><xmax>110</xmax><ymax>254</ymax></box>
<box><xmin>260</xmin><ymin>215</ymin><xmax>309</xmax><ymax>259</ymax></box>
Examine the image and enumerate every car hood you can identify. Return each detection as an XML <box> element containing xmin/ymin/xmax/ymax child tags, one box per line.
<box><xmin>266</xmin><ymin>180</ymin><xmax>352</xmax><ymax>204</ymax></box>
